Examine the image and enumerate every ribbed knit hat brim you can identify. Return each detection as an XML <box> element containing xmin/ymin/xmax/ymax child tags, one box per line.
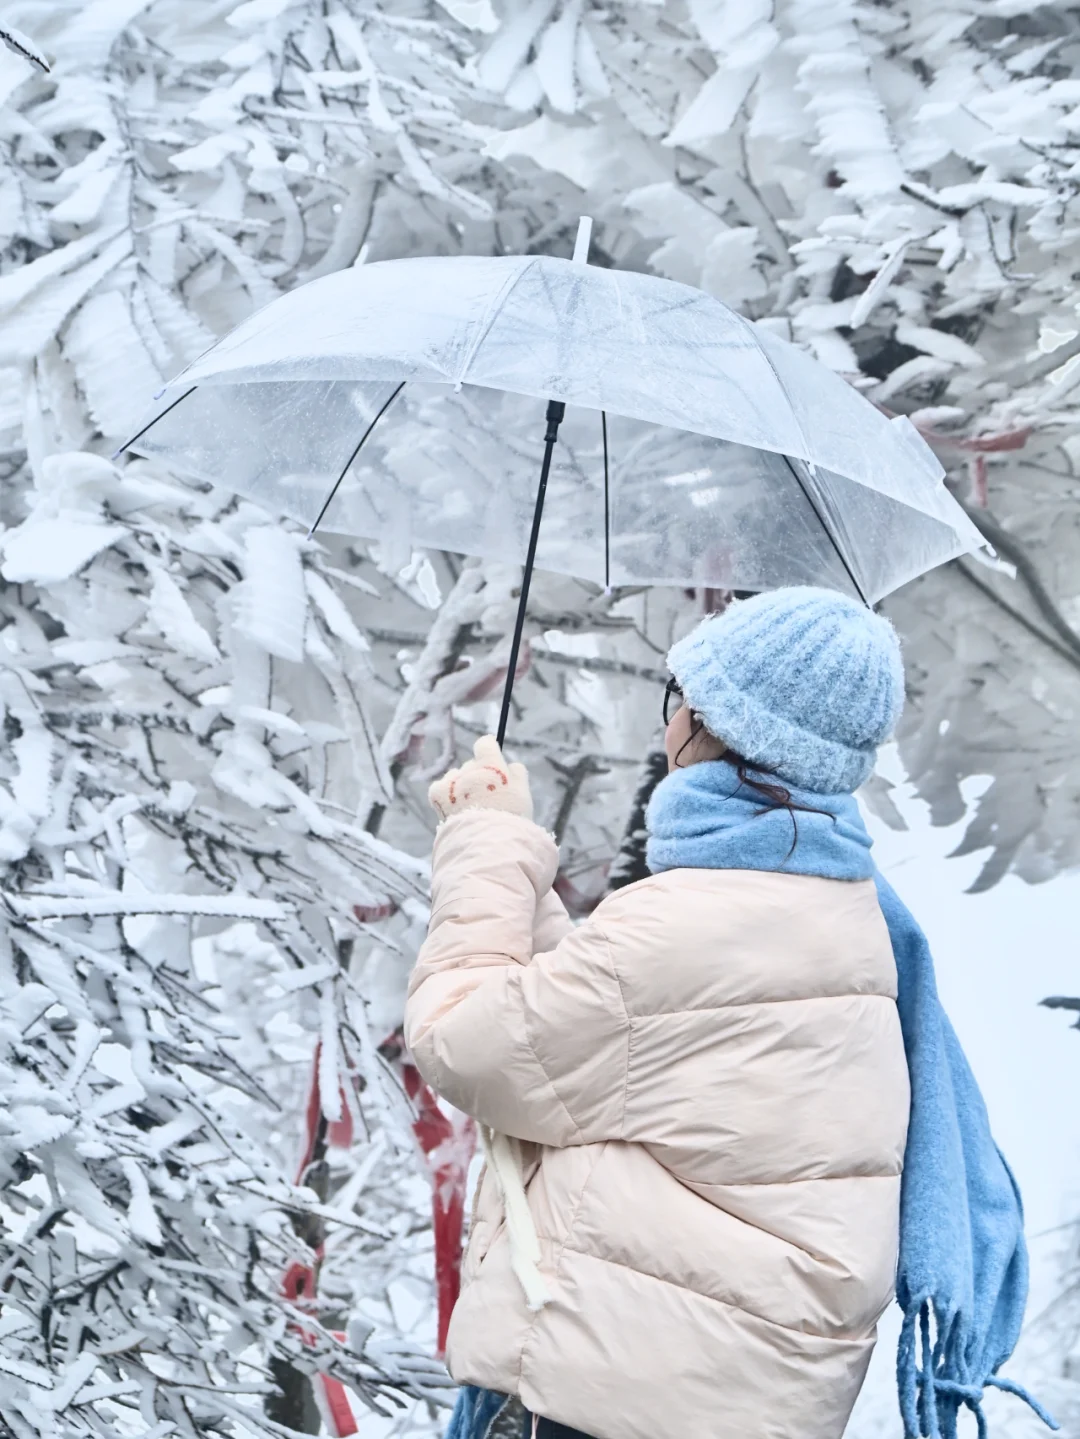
<box><xmin>668</xmin><ymin>588</ymin><xmax>904</xmax><ymax>795</ymax></box>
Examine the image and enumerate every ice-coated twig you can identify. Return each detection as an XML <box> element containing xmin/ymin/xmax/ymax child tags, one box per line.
<box><xmin>0</xmin><ymin>24</ymin><xmax>49</xmax><ymax>73</ymax></box>
<box><xmin>6</xmin><ymin>893</ymin><xmax>292</xmax><ymax>920</ymax></box>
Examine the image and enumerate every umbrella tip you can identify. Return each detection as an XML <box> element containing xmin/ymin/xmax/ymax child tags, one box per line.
<box><xmin>572</xmin><ymin>216</ymin><xmax>593</xmax><ymax>265</ymax></box>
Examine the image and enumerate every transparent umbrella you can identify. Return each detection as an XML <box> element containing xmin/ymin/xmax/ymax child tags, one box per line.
<box><xmin>123</xmin><ymin>219</ymin><xmax>985</xmax><ymax>742</ymax></box>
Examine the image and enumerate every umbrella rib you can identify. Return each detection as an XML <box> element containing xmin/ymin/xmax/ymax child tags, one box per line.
<box><xmin>308</xmin><ymin>381</ymin><xmax>406</xmax><ymax>538</ymax></box>
<box><xmin>112</xmin><ymin>385</ymin><xmax>198</xmax><ymax>459</ymax></box>
<box><xmin>782</xmin><ymin>456</ymin><xmax>870</xmax><ymax>606</ymax></box>
<box><xmin>602</xmin><ymin>411</ymin><xmax>611</xmax><ymax>591</ymax></box>
<box><xmin>455</xmin><ymin>257</ymin><xmax>536</xmax><ymax>386</ymax></box>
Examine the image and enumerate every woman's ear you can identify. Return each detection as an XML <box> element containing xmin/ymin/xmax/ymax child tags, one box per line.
<box><xmin>665</xmin><ymin>706</ymin><xmax>727</xmax><ymax>771</ymax></box>
<box><xmin>689</xmin><ymin>725</ymin><xmax>727</xmax><ymax>767</ymax></box>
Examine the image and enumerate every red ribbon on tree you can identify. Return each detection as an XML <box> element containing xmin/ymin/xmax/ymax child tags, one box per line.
<box><xmin>283</xmin><ymin>1041</ymin><xmax>360</xmax><ymax>1437</ymax></box>
<box><xmin>381</xmin><ymin>1029</ymin><xmax>477</xmax><ymax>1357</ymax></box>
<box><xmin>281</xmin><ymin>1027</ymin><xmax>477</xmax><ymax>1435</ymax></box>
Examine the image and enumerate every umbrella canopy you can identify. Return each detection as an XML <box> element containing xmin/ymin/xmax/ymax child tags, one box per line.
<box><xmin>128</xmin><ymin>249</ymin><xmax>984</xmax><ymax>607</ymax></box>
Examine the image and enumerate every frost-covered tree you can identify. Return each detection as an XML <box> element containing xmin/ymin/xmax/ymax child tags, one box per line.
<box><xmin>0</xmin><ymin>11</ymin><xmax>666</xmax><ymax>1432</ymax></box>
<box><xmin>3</xmin><ymin>1</ymin><xmax>1080</xmax><ymax>1434</ymax></box>
<box><xmin>466</xmin><ymin>0</ymin><xmax>1080</xmax><ymax>889</ymax></box>
<box><xmin>0</xmin><ymin>447</ymin><xmax>466</xmax><ymax>1436</ymax></box>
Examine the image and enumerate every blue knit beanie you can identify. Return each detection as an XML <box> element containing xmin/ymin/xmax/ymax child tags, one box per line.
<box><xmin>667</xmin><ymin>587</ymin><xmax>904</xmax><ymax>794</ymax></box>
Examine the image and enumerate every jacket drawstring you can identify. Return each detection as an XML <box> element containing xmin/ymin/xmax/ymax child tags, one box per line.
<box><xmin>481</xmin><ymin>1126</ymin><xmax>550</xmax><ymax>1311</ymax></box>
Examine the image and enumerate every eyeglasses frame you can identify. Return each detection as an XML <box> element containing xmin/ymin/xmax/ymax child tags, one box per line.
<box><xmin>663</xmin><ymin>677</ymin><xmax>684</xmax><ymax>726</ymax></box>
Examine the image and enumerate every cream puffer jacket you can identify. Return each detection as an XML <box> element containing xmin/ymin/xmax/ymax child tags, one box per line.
<box><xmin>404</xmin><ymin>809</ymin><xmax>910</xmax><ymax>1439</ymax></box>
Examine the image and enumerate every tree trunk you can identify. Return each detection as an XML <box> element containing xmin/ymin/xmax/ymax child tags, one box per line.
<box><xmin>266</xmin><ymin>1358</ymin><xmax>321</xmax><ymax>1434</ymax></box>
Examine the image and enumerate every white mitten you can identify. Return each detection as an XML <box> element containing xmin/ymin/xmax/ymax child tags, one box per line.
<box><xmin>428</xmin><ymin>736</ymin><xmax>534</xmax><ymax>824</ymax></box>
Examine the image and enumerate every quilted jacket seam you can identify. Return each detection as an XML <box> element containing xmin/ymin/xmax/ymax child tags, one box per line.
<box><xmin>624</xmin><ymin>992</ymin><xmax>898</xmax><ymax>1016</ymax></box>
<box><xmin>600</xmin><ymin>928</ymin><xmax>632</xmax><ymax>1139</ymax></box>
<box><xmin>680</xmin><ymin>1168</ymin><xmax>904</xmax><ymax>1186</ymax></box>
<box><xmin>518</xmin><ymin>969</ymin><xmax>585</xmax><ymax>1145</ymax></box>
<box><xmin>560</xmin><ymin>1245</ymin><xmax>870</xmax><ymax>1344</ymax></box>
<box><xmin>517</xmin><ymin>1143</ymin><xmax>609</xmax><ymax>1393</ymax></box>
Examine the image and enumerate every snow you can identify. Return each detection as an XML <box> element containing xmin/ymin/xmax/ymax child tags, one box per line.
<box><xmin>0</xmin><ymin>24</ymin><xmax>49</xmax><ymax>75</ymax></box>
<box><xmin>235</xmin><ymin>526</ymin><xmax>309</xmax><ymax>663</ymax></box>
<box><xmin>146</xmin><ymin>566</ymin><xmax>220</xmax><ymax>661</ymax></box>
<box><xmin>0</xmin><ymin>515</ymin><xmax>125</xmax><ymax>583</ymax></box>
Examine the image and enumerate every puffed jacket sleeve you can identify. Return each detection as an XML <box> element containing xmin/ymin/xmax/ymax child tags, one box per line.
<box><xmin>533</xmin><ymin>885</ymin><xmax>574</xmax><ymax>952</ymax></box>
<box><xmin>404</xmin><ymin>809</ymin><xmax>629</xmax><ymax>1146</ymax></box>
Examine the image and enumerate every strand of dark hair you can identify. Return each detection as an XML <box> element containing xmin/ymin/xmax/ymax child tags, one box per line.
<box><xmin>675</xmin><ymin>716</ymin><xmax>835</xmax><ymax>859</ymax></box>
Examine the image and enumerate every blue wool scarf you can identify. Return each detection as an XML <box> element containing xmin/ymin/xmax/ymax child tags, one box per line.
<box><xmin>643</xmin><ymin>760</ymin><xmax>1057</xmax><ymax>1439</ymax></box>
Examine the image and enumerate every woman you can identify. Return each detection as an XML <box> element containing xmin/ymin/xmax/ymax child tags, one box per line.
<box><xmin>404</xmin><ymin>588</ymin><xmax>1040</xmax><ymax>1439</ymax></box>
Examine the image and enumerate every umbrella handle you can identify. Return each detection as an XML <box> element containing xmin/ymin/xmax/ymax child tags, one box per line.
<box><xmin>497</xmin><ymin>399</ymin><xmax>566</xmax><ymax>747</ymax></box>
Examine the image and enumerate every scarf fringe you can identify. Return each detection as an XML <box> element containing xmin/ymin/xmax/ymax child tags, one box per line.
<box><xmin>898</xmin><ymin>1299</ymin><xmax>1059</xmax><ymax>1439</ymax></box>
<box><xmin>445</xmin><ymin>1386</ymin><xmax>512</xmax><ymax>1439</ymax></box>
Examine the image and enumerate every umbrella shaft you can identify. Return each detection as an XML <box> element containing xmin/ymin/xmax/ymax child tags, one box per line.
<box><xmin>497</xmin><ymin>400</ymin><xmax>566</xmax><ymax>747</ymax></box>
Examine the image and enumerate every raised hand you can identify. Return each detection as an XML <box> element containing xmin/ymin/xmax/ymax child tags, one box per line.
<box><xmin>428</xmin><ymin>735</ymin><xmax>534</xmax><ymax>824</ymax></box>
